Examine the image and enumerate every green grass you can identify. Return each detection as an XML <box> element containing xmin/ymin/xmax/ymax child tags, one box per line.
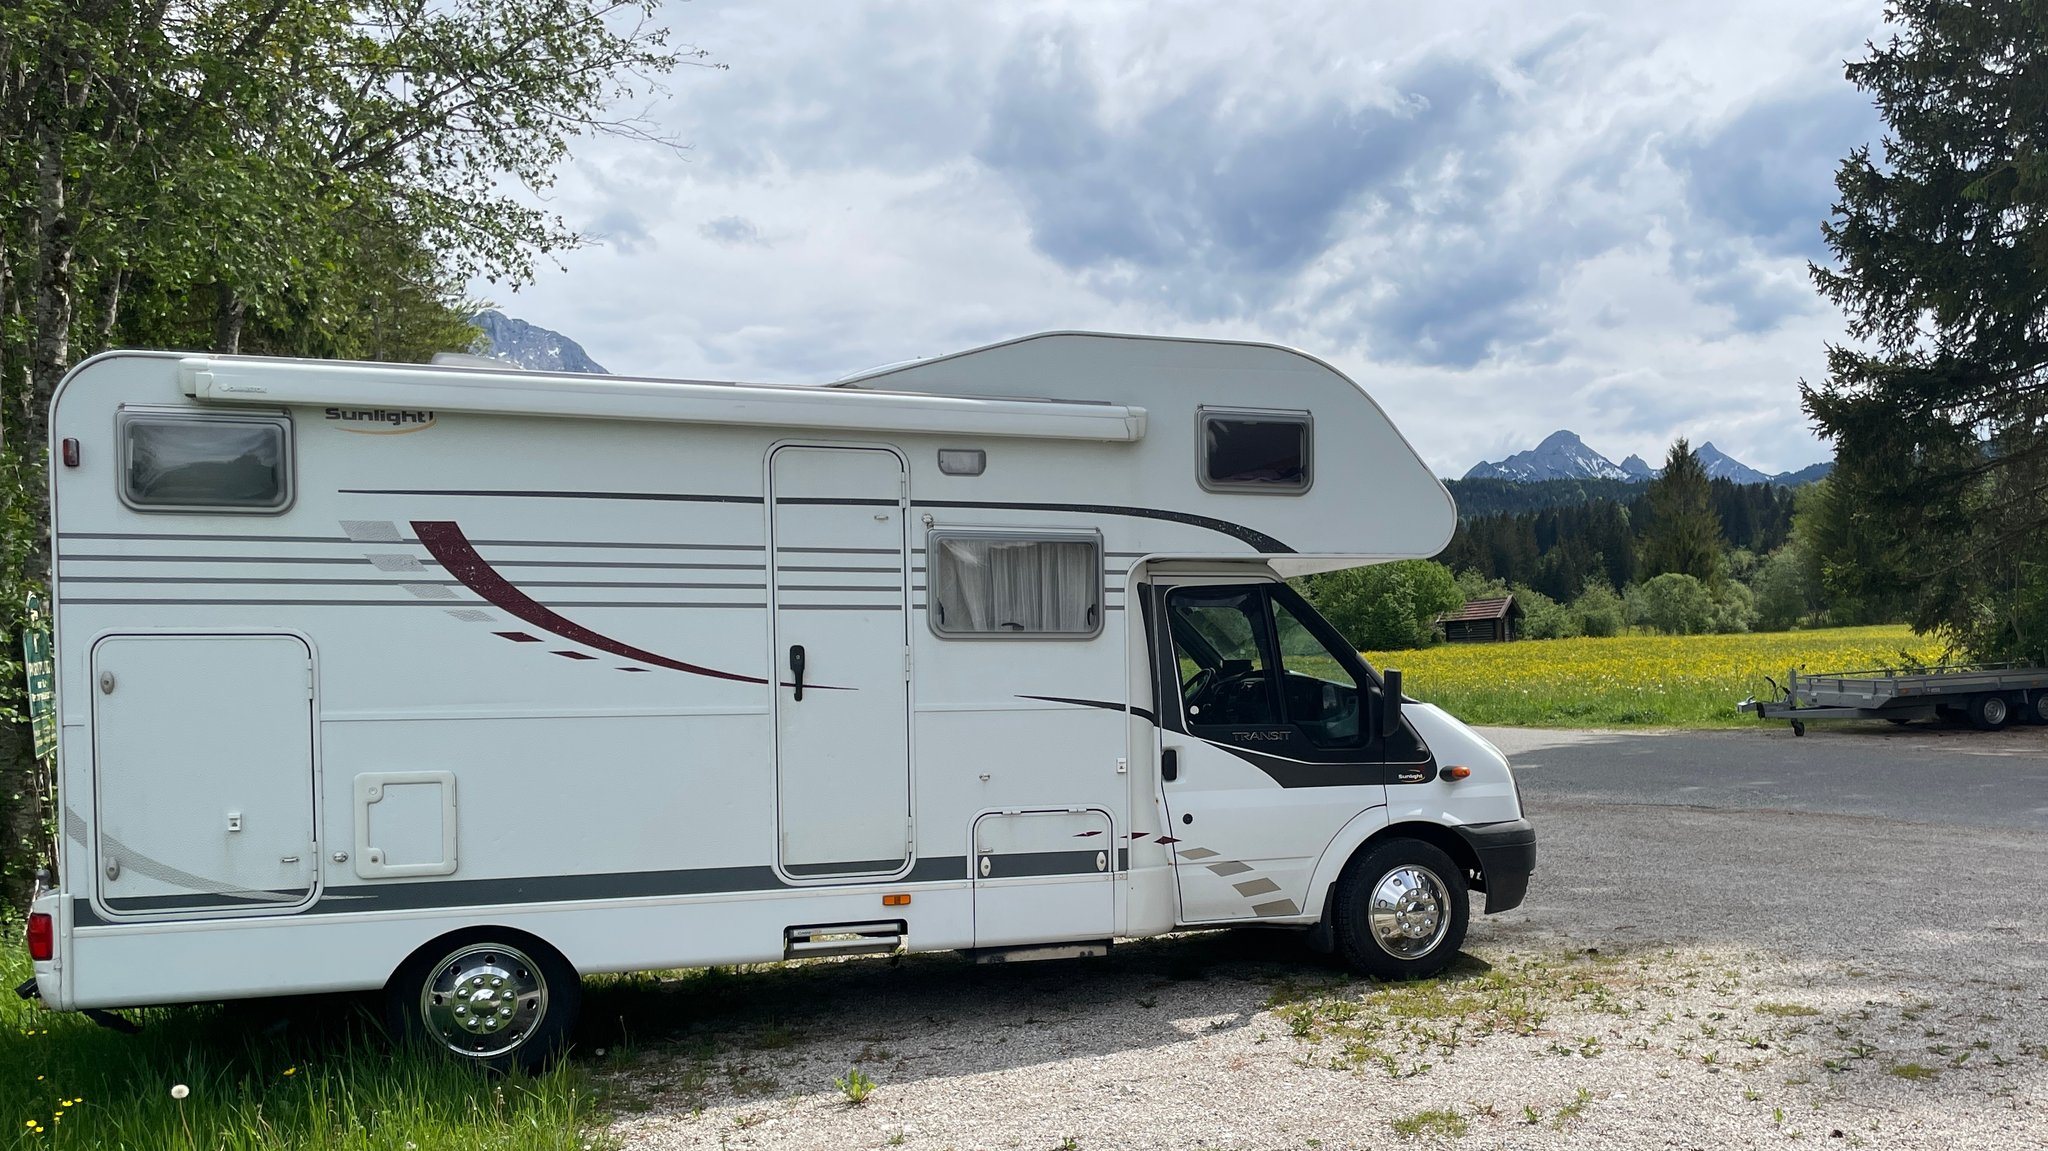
<box><xmin>0</xmin><ymin>939</ymin><xmax>608</xmax><ymax>1150</ymax></box>
<box><xmin>1365</xmin><ymin>624</ymin><xmax>1944</xmax><ymax>728</ymax></box>
<box><xmin>1389</xmin><ymin>1108</ymin><xmax>1469</xmax><ymax>1138</ymax></box>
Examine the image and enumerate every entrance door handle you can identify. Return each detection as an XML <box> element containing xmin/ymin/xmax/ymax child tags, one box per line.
<box><xmin>1161</xmin><ymin>748</ymin><xmax>1178</xmax><ymax>782</ymax></box>
<box><xmin>789</xmin><ymin>644</ymin><xmax>806</xmax><ymax>701</ymax></box>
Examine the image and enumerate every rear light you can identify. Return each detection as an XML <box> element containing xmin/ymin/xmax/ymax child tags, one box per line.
<box><xmin>26</xmin><ymin>912</ymin><xmax>53</xmax><ymax>961</ymax></box>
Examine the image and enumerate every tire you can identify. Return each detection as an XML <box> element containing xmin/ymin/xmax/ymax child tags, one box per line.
<box><xmin>1968</xmin><ymin>694</ymin><xmax>2011</xmax><ymax>732</ymax></box>
<box><xmin>1331</xmin><ymin>838</ymin><xmax>1468</xmax><ymax>980</ymax></box>
<box><xmin>385</xmin><ymin>930</ymin><xmax>580</xmax><ymax>1074</ymax></box>
<box><xmin>1886</xmin><ymin>716</ymin><xmax>1913</xmax><ymax>726</ymax></box>
<box><xmin>2029</xmin><ymin>695</ymin><xmax>2048</xmax><ymax>725</ymax></box>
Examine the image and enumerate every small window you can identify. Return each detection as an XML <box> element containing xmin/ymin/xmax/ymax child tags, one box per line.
<box><xmin>1199</xmin><ymin>407</ymin><xmax>1311</xmax><ymax>493</ymax></box>
<box><xmin>119</xmin><ymin>412</ymin><xmax>291</xmax><ymax>512</ymax></box>
<box><xmin>929</xmin><ymin>531</ymin><xmax>1102</xmax><ymax>638</ymax></box>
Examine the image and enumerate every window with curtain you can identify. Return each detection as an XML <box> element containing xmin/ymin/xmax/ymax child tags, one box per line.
<box><xmin>929</xmin><ymin>532</ymin><xmax>1102</xmax><ymax>637</ymax></box>
<box><xmin>120</xmin><ymin>412</ymin><xmax>292</xmax><ymax>511</ymax></box>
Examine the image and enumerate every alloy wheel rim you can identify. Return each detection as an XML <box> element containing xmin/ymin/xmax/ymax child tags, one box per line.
<box><xmin>420</xmin><ymin>943</ymin><xmax>548</xmax><ymax>1058</ymax></box>
<box><xmin>1368</xmin><ymin>864</ymin><xmax>1451</xmax><ymax>959</ymax></box>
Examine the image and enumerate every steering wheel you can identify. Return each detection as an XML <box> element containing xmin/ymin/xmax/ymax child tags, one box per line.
<box><xmin>1181</xmin><ymin>667</ymin><xmax>1217</xmax><ymax>710</ymax></box>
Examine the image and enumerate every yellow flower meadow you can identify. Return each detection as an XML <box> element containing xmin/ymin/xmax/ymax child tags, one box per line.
<box><xmin>1366</xmin><ymin>624</ymin><xmax>1946</xmax><ymax>728</ymax></box>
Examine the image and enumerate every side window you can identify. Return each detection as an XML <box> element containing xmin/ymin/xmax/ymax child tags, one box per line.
<box><xmin>119</xmin><ymin>412</ymin><xmax>291</xmax><ymax>512</ymax></box>
<box><xmin>1269</xmin><ymin>595</ymin><xmax>1366</xmax><ymax>748</ymax></box>
<box><xmin>1199</xmin><ymin>407</ymin><xmax>1311</xmax><ymax>493</ymax></box>
<box><xmin>1167</xmin><ymin>588</ymin><xmax>1281</xmax><ymax>727</ymax></box>
<box><xmin>928</xmin><ymin>532</ymin><xmax>1102</xmax><ymax>637</ymax></box>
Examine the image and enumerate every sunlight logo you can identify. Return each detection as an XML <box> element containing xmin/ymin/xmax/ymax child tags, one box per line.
<box><xmin>325</xmin><ymin>407</ymin><xmax>437</xmax><ymax>434</ymax></box>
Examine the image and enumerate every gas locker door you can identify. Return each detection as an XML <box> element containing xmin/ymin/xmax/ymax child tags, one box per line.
<box><xmin>769</xmin><ymin>446</ymin><xmax>912</xmax><ymax>879</ymax></box>
<box><xmin>91</xmin><ymin>634</ymin><xmax>318</xmax><ymax>916</ymax></box>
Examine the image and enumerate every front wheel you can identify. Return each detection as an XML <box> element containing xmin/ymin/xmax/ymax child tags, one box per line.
<box><xmin>385</xmin><ymin>930</ymin><xmax>580</xmax><ymax>1073</ymax></box>
<box><xmin>1331</xmin><ymin>839</ymin><xmax>1469</xmax><ymax>980</ymax></box>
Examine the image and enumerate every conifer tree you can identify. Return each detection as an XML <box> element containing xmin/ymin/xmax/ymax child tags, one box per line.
<box><xmin>1640</xmin><ymin>439</ymin><xmax>1725</xmax><ymax>583</ymax></box>
<box><xmin>1801</xmin><ymin>0</ymin><xmax>2048</xmax><ymax>657</ymax></box>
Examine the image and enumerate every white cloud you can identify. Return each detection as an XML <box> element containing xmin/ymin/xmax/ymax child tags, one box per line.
<box><xmin>488</xmin><ymin>0</ymin><xmax>1889</xmax><ymax>476</ymax></box>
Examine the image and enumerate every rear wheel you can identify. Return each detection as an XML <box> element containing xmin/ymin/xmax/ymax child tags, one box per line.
<box><xmin>385</xmin><ymin>930</ymin><xmax>579</xmax><ymax>1074</ymax></box>
<box><xmin>2029</xmin><ymin>695</ymin><xmax>2048</xmax><ymax>725</ymax></box>
<box><xmin>1331</xmin><ymin>839</ymin><xmax>1468</xmax><ymax>980</ymax></box>
<box><xmin>1968</xmin><ymin>694</ymin><xmax>2011</xmax><ymax>732</ymax></box>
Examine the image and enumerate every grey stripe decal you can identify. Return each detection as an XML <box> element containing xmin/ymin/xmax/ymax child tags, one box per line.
<box><xmin>1013</xmin><ymin>695</ymin><xmax>1157</xmax><ymax>726</ymax></box>
<box><xmin>1233</xmin><ymin>877</ymin><xmax>1282</xmax><ymax>897</ymax></box>
<box><xmin>776</xmin><ymin>565</ymin><xmax>901</xmax><ymax>573</ymax></box>
<box><xmin>783</xmin><ymin>858</ymin><xmax>908</xmax><ymax>877</ymax></box>
<box><xmin>64</xmin><ymin>598</ymin><xmax>908</xmax><ymax>611</ymax></box>
<box><xmin>63</xmin><ymin>576</ymin><xmax>771</xmax><ymax>590</ymax></box>
<box><xmin>775</xmin><ymin>584</ymin><xmax>901</xmax><ymax>592</ymax></box>
<box><xmin>58</xmin><ymin>531</ymin><xmax>767</xmax><ymax>553</ymax></box>
<box><xmin>1252</xmin><ymin>899</ymin><xmax>1302</xmax><ymax>917</ymax></box>
<box><xmin>915</xmin><ymin>603</ymin><xmax>1123</xmax><ymax>612</ymax></box>
<box><xmin>60</xmin><ymin>531</ymin><xmax>360</xmax><ymax>543</ymax></box>
<box><xmin>914</xmin><ymin>499</ymin><xmax>1294</xmax><ymax>554</ymax></box>
<box><xmin>104</xmin><ymin>889</ymin><xmax>306</xmax><ymax>913</ymax></box>
<box><xmin>1208</xmin><ymin>861</ymin><xmax>1252</xmax><ymax>877</ymax></box>
<box><xmin>342</xmin><ymin>488</ymin><xmax>765</xmax><ymax>504</ymax></box>
<box><xmin>73</xmin><ymin>856</ymin><xmax>974</xmax><ymax>925</ymax></box>
<box><xmin>776</xmin><ymin>546</ymin><xmax>899</xmax><ymax>555</ymax></box>
<box><xmin>980</xmin><ymin>850</ymin><xmax>1108</xmax><ymax>879</ymax></box>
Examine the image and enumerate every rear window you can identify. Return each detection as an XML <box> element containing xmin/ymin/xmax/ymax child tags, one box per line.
<box><xmin>120</xmin><ymin>412</ymin><xmax>292</xmax><ymax>511</ymax></box>
<box><xmin>1200</xmin><ymin>408</ymin><xmax>1311</xmax><ymax>493</ymax></box>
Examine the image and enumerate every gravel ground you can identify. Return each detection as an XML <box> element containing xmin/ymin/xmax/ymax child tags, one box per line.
<box><xmin>598</xmin><ymin>796</ymin><xmax>2048</xmax><ymax>1151</ymax></box>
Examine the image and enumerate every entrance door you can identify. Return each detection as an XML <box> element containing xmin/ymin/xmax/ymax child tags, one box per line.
<box><xmin>770</xmin><ymin>446</ymin><xmax>911</xmax><ymax>878</ymax></box>
<box><xmin>92</xmin><ymin>634</ymin><xmax>318</xmax><ymax>915</ymax></box>
<box><xmin>1152</xmin><ymin>582</ymin><xmax>1433</xmax><ymax>923</ymax></box>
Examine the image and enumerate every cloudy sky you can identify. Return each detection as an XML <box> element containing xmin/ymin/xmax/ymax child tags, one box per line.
<box><xmin>488</xmin><ymin>0</ymin><xmax>1890</xmax><ymax>478</ymax></box>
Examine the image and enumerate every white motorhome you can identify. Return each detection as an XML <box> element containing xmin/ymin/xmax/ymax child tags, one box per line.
<box><xmin>21</xmin><ymin>332</ymin><xmax>1532</xmax><ymax>1069</ymax></box>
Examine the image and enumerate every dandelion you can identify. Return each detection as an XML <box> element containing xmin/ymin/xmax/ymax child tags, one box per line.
<box><xmin>282</xmin><ymin>1067</ymin><xmax>297</xmax><ymax>1077</ymax></box>
<box><xmin>170</xmin><ymin>1084</ymin><xmax>189</xmax><ymax>1100</ymax></box>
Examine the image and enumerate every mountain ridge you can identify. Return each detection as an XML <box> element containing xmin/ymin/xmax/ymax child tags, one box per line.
<box><xmin>1465</xmin><ymin>429</ymin><xmax>1828</xmax><ymax>487</ymax></box>
<box><xmin>470</xmin><ymin>310</ymin><xmax>608</xmax><ymax>374</ymax></box>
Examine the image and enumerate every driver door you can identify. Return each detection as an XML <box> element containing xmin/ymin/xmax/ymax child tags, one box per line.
<box><xmin>1153</xmin><ymin>582</ymin><xmax>1431</xmax><ymax>924</ymax></box>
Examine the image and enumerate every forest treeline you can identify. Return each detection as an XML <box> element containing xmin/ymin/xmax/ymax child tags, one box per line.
<box><xmin>1299</xmin><ymin>440</ymin><xmax>1905</xmax><ymax>652</ymax></box>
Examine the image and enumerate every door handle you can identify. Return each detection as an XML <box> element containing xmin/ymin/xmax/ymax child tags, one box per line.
<box><xmin>789</xmin><ymin>644</ymin><xmax>806</xmax><ymax>701</ymax></box>
<box><xmin>1161</xmin><ymin>748</ymin><xmax>1178</xmax><ymax>782</ymax></box>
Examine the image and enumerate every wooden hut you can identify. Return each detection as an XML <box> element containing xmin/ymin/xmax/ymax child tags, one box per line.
<box><xmin>1438</xmin><ymin>595</ymin><xmax>1522</xmax><ymax>643</ymax></box>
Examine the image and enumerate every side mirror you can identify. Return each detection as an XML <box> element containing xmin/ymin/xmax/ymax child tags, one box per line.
<box><xmin>1381</xmin><ymin>668</ymin><xmax>1404</xmax><ymax>736</ymax></box>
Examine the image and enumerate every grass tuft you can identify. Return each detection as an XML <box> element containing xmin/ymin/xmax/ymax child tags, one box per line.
<box><xmin>1390</xmin><ymin>1108</ymin><xmax>1469</xmax><ymax>1138</ymax></box>
<box><xmin>1</xmin><ymin>938</ymin><xmax>609</xmax><ymax>1150</ymax></box>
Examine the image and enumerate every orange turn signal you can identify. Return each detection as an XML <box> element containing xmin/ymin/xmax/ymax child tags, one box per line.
<box><xmin>1441</xmin><ymin>765</ymin><xmax>1471</xmax><ymax>781</ymax></box>
<box><xmin>882</xmin><ymin>893</ymin><xmax>911</xmax><ymax>907</ymax></box>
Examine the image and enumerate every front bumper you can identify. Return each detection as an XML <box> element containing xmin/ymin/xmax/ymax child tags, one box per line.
<box><xmin>1454</xmin><ymin>818</ymin><xmax>1535</xmax><ymax>914</ymax></box>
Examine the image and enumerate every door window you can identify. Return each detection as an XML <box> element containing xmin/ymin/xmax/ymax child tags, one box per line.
<box><xmin>1167</xmin><ymin>589</ymin><xmax>1280</xmax><ymax>727</ymax></box>
<box><xmin>1269</xmin><ymin>595</ymin><xmax>1366</xmax><ymax>748</ymax></box>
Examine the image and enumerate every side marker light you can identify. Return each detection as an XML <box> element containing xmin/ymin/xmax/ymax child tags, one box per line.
<box><xmin>882</xmin><ymin>894</ymin><xmax>910</xmax><ymax>907</ymax></box>
<box><xmin>1440</xmin><ymin>765</ymin><xmax>1471</xmax><ymax>781</ymax></box>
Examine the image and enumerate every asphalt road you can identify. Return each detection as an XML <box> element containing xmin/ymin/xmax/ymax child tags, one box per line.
<box><xmin>1483</xmin><ymin>719</ymin><xmax>2048</xmax><ymax>832</ymax></box>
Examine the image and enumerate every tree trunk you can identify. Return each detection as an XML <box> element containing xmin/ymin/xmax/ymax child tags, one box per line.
<box><xmin>212</xmin><ymin>283</ymin><xmax>246</xmax><ymax>353</ymax></box>
<box><xmin>91</xmin><ymin>267</ymin><xmax>126</xmax><ymax>353</ymax></box>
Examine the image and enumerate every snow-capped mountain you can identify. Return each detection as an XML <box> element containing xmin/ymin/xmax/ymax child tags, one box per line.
<box><xmin>1467</xmin><ymin>431</ymin><xmax>1829</xmax><ymax>487</ymax></box>
<box><xmin>470</xmin><ymin>311</ymin><xmax>608</xmax><ymax>374</ymax></box>
<box><xmin>1463</xmin><ymin>430</ymin><xmax>1629</xmax><ymax>482</ymax></box>
<box><xmin>1695</xmin><ymin>442</ymin><xmax>1771</xmax><ymax>485</ymax></box>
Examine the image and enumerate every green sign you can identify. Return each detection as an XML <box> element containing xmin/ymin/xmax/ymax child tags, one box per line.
<box><xmin>22</xmin><ymin>593</ymin><xmax>54</xmax><ymax>761</ymax></box>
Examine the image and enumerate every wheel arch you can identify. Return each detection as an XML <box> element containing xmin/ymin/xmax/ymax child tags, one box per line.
<box><xmin>1301</xmin><ymin>812</ymin><xmax>1483</xmax><ymax>924</ymax></box>
<box><xmin>384</xmin><ymin>923</ymin><xmax>579</xmax><ymax>990</ymax></box>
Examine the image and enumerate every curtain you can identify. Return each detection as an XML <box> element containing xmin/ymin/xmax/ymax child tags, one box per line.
<box><xmin>933</xmin><ymin>536</ymin><xmax>1098</xmax><ymax>634</ymax></box>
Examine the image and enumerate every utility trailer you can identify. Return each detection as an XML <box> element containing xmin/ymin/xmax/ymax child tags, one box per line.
<box><xmin>1738</xmin><ymin>663</ymin><xmax>2048</xmax><ymax>735</ymax></box>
